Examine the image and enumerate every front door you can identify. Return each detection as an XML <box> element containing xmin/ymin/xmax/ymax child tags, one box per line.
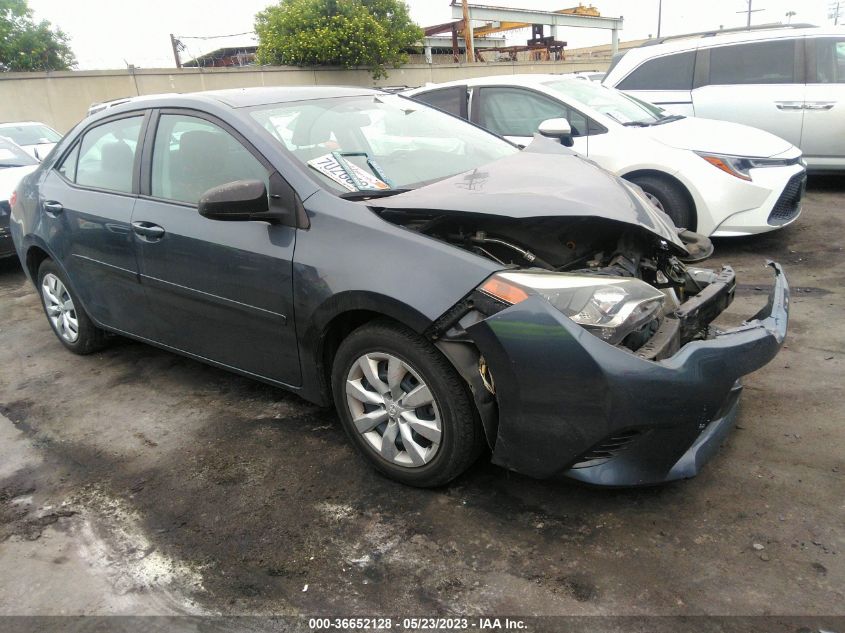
<box><xmin>132</xmin><ymin>111</ymin><xmax>301</xmax><ymax>386</ymax></box>
<box><xmin>470</xmin><ymin>86</ymin><xmax>589</xmax><ymax>154</ymax></box>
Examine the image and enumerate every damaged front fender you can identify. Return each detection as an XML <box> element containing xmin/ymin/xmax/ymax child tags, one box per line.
<box><xmin>466</xmin><ymin>262</ymin><xmax>789</xmax><ymax>485</ymax></box>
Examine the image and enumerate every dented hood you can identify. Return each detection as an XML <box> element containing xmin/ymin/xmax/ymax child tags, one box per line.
<box><xmin>376</xmin><ymin>136</ymin><xmax>687</xmax><ymax>252</ymax></box>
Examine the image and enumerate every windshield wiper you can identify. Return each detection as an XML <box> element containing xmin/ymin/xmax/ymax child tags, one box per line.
<box><xmin>652</xmin><ymin>114</ymin><xmax>686</xmax><ymax>125</ymax></box>
<box><xmin>340</xmin><ymin>188</ymin><xmax>412</xmax><ymax>200</ymax></box>
<box><xmin>332</xmin><ymin>151</ymin><xmax>395</xmax><ymax>191</ymax></box>
<box><xmin>622</xmin><ymin>120</ymin><xmax>653</xmax><ymax>127</ymax></box>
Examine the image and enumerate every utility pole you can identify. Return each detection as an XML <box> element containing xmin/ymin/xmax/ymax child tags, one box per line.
<box><xmin>736</xmin><ymin>0</ymin><xmax>764</xmax><ymax>29</ymax></box>
<box><xmin>657</xmin><ymin>0</ymin><xmax>663</xmax><ymax>38</ymax></box>
<box><xmin>829</xmin><ymin>1</ymin><xmax>842</xmax><ymax>25</ymax></box>
<box><xmin>169</xmin><ymin>33</ymin><xmax>182</xmax><ymax>69</ymax></box>
<box><xmin>461</xmin><ymin>0</ymin><xmax>474</xmax><ymax>63</ymax></box>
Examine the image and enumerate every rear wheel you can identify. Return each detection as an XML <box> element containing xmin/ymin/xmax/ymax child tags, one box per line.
<box><xmin>627</xmin><ymin>174</ymin><xmax>695</xmax><ymax>231</ymax></box>
<box><xmin>37</xmin><ymin>260</ymin><xmax>107</xmax><ymax>355</ymax></box>
<box><xmin>331</xmin><ymin>320</ymin><xmax>484</xmax><ymax>487</ymax></box>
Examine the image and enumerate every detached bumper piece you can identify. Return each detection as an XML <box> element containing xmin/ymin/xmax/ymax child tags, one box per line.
<box><xmin>467</xmin><ymin>262</ymin><xmax>789</xmax><ymax>486</ymax></box>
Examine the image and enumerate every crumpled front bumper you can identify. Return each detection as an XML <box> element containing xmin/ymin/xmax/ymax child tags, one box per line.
<box><xmin>466</xmin><ymin>262</ymin><xmax>789</xmax><ymax>486</ymax></box>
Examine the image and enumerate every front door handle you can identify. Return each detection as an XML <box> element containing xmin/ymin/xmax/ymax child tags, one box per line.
<box><xmin>43</xmin><ymin>200</ymin><xmax>63</xmax><ymax>215</ymax></box>
<box><xmin>804</xmin><ymin>101</ymin><xmax>835</xmax><ymax>111</ymax></box>
<box><xmin>775</xmin><ymin>101</ymin><xmax>804</xmax><ymax>111</ymax></box>
<box><xmin>131</xmin><ymin>221</ymin><xmax>166</xmax><ymax>240</ymax></box>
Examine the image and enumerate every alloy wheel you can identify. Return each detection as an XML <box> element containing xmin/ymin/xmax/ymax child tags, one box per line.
<box><xmin>345</xmin><ymin>352</ymin><xmax>442</xmax><ymax>468</ymax></box>
<box><xmin>41</xmin><ymin>273</ymin><xmax>79</xmax><ymax>343</ymax></box>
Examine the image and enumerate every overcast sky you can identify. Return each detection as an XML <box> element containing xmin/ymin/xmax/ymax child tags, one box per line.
<box><xmin>27</xmin><ymin>0</ymin><xmax>838</xmax><ymax>70</ymax></box>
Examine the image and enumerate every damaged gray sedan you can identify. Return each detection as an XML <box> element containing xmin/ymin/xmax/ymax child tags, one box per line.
<box><xmin>10</xmin><ymin>87</ymin><xmax>789</xmax><ymax>487</ymax></box>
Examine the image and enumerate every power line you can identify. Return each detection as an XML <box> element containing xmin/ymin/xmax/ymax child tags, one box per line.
<box><xmin>174</xmin><ymin>31</ymin><xmax>255</xmax><ymax>40</ymax></box>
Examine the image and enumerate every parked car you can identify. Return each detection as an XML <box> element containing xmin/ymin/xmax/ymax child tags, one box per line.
<box><xmin>603</xmin><ymin>25</ymin><xmax>845</xmax><ymax>172</ymax></box>
<box><xmin>406</xmin><ymin>75</ymin><xmax>806</xmax><ymax>237</ymax></box>
<box><xmin>0</xmin><ymin>121</ymin><xmax>62</xmax><ymax>160</ymax></box>
<box><xmin>0</xmin><ymin>138</ymin><xmax>39</xmax><ymax>259</ymax></box>
<box><xmin>10</xmin><ymin>87</ymin><xmax>789</xmax><ymax>487</ymax></box>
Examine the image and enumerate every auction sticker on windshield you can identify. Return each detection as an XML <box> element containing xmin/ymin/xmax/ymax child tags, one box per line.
<box><xmin>307</xmin><ymin>153</ymin><xmax>390</xmax><ymax>191</ymax></box>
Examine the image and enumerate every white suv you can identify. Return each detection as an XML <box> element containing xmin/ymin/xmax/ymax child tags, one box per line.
<box><xmin>603</xmin><ymin>25</ymin><xmax>845</xmax><ymax>172</ymax></box>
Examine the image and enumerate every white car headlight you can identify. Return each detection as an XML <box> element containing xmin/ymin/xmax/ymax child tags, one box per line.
<box><xmin>479</xmin><ymin>271</ymin><xmax>665</xmax><ymax>345</ymax></box>
<box><xmin>695</xmin><ymin>151</ymin><xmax>801</xmax><ymax>181</ymax></box>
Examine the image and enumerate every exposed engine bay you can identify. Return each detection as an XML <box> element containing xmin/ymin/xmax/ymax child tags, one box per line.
<box><xmin>377</xmin><ymin>209</ymin><xmax>735</xmax><ymax>360</ymax></box>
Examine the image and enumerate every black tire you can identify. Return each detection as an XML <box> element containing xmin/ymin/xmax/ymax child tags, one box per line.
<box><xmin>37</xmin><ymin>259</ymin><xmax>108</xmax><ymax>355</ymax></box>
<box><xmin>331</xmin><ymin>319</ymin><xmax>484</xmax><ymax>487</ymax></box>
<box><xmin>627</xmin><ymin>174</ymin><xmax>695</xmax><ymax>231</ymax></box>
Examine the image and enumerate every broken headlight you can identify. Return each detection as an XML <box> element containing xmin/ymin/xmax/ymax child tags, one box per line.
<box><xmin>479</xmin><ymin>271</ymin><xmax>665</xmax><ymax>345</ymax></box>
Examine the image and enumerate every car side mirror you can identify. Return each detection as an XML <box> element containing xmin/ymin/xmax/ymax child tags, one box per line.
<box><xmin>198</xmin><ymin>179</ymin><xmax>272</xmax><ymax>222</ymax></box>
<box><xmin>539</xmin><ymin>118</ymin><xmax>574</xmax><ymax>147</ymax></box>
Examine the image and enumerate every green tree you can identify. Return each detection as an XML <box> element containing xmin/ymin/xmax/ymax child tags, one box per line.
<box><xmin>0</xmin><ymin>0</ymin><xmax>75</xmax><ymax>72</ymax></box>
<box><xmin>255</xmin><ymin>0</ymin><xmax>422</xmax><ymax>79</ymax></box>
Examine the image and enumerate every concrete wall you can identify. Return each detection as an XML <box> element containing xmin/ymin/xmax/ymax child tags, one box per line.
<box><xmin>0</xmin><ymin>60</ymin><xmax>609</xmax><ymax>134</ymax></box>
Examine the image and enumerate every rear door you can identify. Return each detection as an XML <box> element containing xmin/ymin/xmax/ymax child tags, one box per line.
<box><xmin>802</xmin><ymin>36</ymin><xmax>845</xmax><ymax>170</ymax></box>
<box><xmin>132</xmin><ymin>110</ymin><xmax>301</xmax><ymax>386</ymax></box>
<box><xmin>614</xmin><ymin>50</ymin><xmax>697</xmax><ymax>115</ymax></box>
<box><xmin>691</xmin><ymin>38</ymin><xmax>805</xmax><ymax>148</ymax></box>
<box><xmin>37</xmin><ymin>112</ymin><xmax>150</xmax><ymax>334</ymax></box>
<box><xmin>469</xmin><ymin>86</ymin><xmax>592</xmax><ymax>154</ymax></box>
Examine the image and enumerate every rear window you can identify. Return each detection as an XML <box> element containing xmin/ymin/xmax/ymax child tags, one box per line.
<box><xmin>617</xmin><ymin>51</ymin><xmax>695</xmax><ymax>91</ymax></box>
<box><xmin>709</xmin><ymin>39</ymin><xmax>796</xmax><ymax>85</ymax></box>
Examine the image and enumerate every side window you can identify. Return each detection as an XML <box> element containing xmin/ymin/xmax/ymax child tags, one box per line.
<box><xmin>56</xmin><ymin>142</ymin><xmax>80</xmax><ymax>182</ymax></box>
<box><xmin>476</xmin><ymin>87</ymin><xmax>568</xmax><ymax>137</ymax></box>
<box><xmin>813</xmin><ymin>38</ymin><xmax>845</xmax><ymax>83</ymax></box>
<box><xmin>413</xmin><ymin>86</ymin><xmax>468</xmax><ymax>118</ymax></box>
<box><xmin>74</xmin><ymin>117</ymin><xmax>143</xmax><ymax>194</ymax></box>
<box><xmin>709</xmin><ymin>39</ymin><xmax>796</xmax><ymax>85</ymax></box>
<box><xmin>151</xmin><ymin>114</ymin><xmax>268</xmax><ymax>205</ymax></box>
<box><xmin>617</xmin><ymin>51</ymin><xmax>696</xmax><ymax>90</ymax></box>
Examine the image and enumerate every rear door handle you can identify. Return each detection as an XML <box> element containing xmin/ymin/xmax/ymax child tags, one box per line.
<box><xmin>804</xmin><ymin>101</ymin><xmax>835</xmax><ymax>111</ymax></box>
<box><xmin>775</xmin><ymin>101</ymin><xmax>804</xmax><ymax>111</ymax></box>
<box><xmin>43</xmin><ymin>200</ymin><xmax>63</xmax><ymax>215</ymax></box>
<box><xmin>131</xmin><ymin>221</ymin><xmax>166</xmax><ymax>240</ymax></box>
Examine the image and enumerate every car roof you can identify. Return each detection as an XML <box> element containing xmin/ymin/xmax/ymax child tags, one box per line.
<box><xmin>99</xmin><ymin>86</ymin><xmax>384</xmax><ymax>116</ymax></box>
<box><xmin>0</xmin><ymin>121</ymin><xmax>51</xmax><ymax>127</ymax></box>
<box><xmin>409</xmin><ymin>74</ymin><xmax>575</xmax><ymax>92</ymax></box>
<box><xmin>608</xmin><ymin>25</ymin><xmax>845</xmax><ymax>80</ymax></box>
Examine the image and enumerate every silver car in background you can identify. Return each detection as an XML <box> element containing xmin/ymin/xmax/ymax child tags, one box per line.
<box><xmin>604</xmin><ymin>25</ymin><xmax>845</xmax><ymax>172</ymax></box>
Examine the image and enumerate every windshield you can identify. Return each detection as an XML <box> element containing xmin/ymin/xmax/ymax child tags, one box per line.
<box><xmin>0</xmin><ymin>137</ymin><xmax>38</xmax><ymax>167</ymax></box>
<box><xmin>249</xmin><ymin>94</ymin><xmax>518</xmax><ymax>192</ymax></box>
<box><xmin>0</xmin><ymin>123</ymin><xmax>61</xmax><ymax>146</ymax></box>
<box><xmin>543</xmin><ymin>79</ymin><xmax>668</xmax><ymax>125</ymax></box>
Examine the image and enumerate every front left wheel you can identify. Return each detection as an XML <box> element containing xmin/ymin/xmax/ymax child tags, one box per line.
<box><xmin>37</xmin><ymin>259</ymin><xmax>107</xmax><ymax>355</ymax></box>
<box><xmin>331</xmin><ymin>319</ymin><xmax>484</xmax><ymax>487</ymax></box>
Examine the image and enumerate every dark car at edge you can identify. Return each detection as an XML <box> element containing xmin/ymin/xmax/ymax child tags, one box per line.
<box><xmin>9</xmin><ymin>87</ymin><xmax>789</xmax><ymax>487</ymax></box>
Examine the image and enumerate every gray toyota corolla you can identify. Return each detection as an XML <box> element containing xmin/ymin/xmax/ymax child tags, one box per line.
<box><xmin>9</xmin><ymin>87</ymin><xmax>789</xmax><ymax>487</ymax></box>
